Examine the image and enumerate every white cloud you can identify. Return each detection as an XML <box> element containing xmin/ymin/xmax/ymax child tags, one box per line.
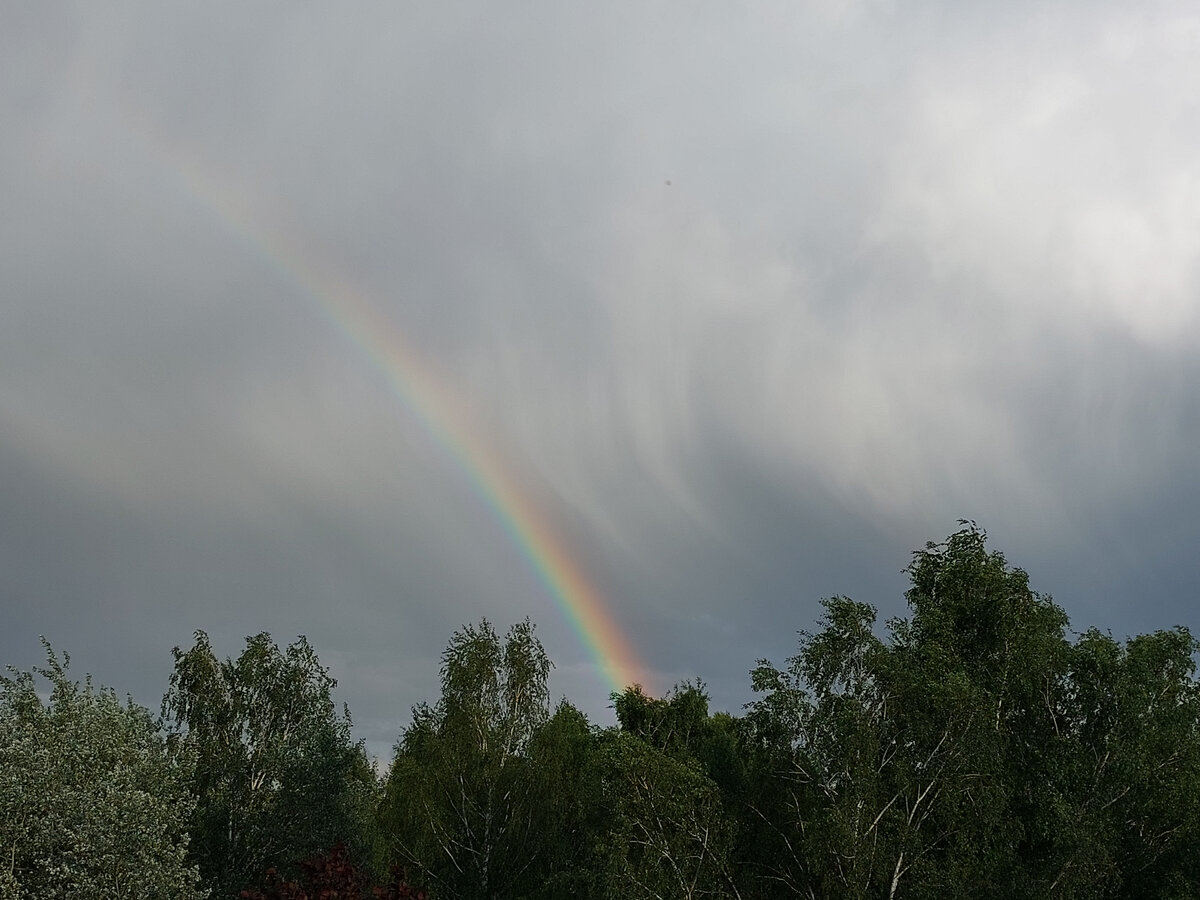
<box><xmin>868</xmin><ymin>6</ymin><xmax>1200</xmax><ymax>346</ymax></box>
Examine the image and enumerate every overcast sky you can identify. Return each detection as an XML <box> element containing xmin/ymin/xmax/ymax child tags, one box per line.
<box><xmin>3</xmin><ymin>1</ymin><xmax>1199</xmax><ymax>762</ymax></box>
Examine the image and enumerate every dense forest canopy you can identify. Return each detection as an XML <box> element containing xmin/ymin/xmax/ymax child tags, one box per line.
<box><xmin>3</xmin><ymin>524</ymin><xmax>1199</xmax><ymax>898</ymax></box>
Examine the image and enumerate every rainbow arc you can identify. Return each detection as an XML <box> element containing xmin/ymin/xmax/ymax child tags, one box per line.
<box><xmin>136</xmin><ymin>132</ymin><xmax>648</xmax><ymax>696</ymax></box>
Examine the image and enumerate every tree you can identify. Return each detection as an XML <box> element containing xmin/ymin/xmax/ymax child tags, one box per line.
<box><xmin>1059</xmin><ymin>626</ymin><xmax>1200</xmax><ymax>898</ymax></box>
<box><xmin>597</xmin><ymin>729</ymin><xmax>739</xmax><ymax>900</ymax></box>
<box><xmin>0</xmin><ymin>641</ymin><xmax>205</xmax><ymax>900</ymax></box>
<box><xmin>163</xmin><ymin>631</ymin><xmax>378</xmax><ymax>899</ymax></box>
<box><xmin>607</xmin><ymin>682</ymin><xmax>746</xmax><ymax>898</ymax></box>
<box><xmin>521</xmin><ymin>700</ymin><xmax>610</xmax><ymax>899</ymax></box>
<box><xmin>743</xmin><ymin>524</ymin><xmax>1081</xmax><ymax>898</ymax></box>
<box><xmin>744</xmin><ymin>596</ymin><xmax>909</xmax><ymax>898</ymax></box>
<box><xmin>381</xmin><ymin>619</ymin><xmax>552</xmax><ymax>900</ymax></box>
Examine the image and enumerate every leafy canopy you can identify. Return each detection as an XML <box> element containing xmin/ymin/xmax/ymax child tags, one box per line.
<box><xmin>0</xmin><ymin>641</ymin><xmax>205</xmax><ymax>900</ymax></box>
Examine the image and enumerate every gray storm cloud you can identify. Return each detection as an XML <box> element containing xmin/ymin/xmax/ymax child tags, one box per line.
<box><xmin>2</xmin><ymin>0</ymin><xmax>1198</xmax><ymax>758</ymax></box>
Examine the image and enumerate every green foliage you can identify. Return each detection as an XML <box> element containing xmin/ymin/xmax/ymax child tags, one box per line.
<box><xmin>597</xmin><ymin>730</ymin><xmax>737</xmax><ymax>899</ymax></box>
<box><xmin>1058</xmin><ymin>626</ymin><xmax>1200</xmax><ymax>898</ymax></box>
<box><xmin>6</xmin><ymin>524</ymin><xmax>1200</xmax><ymax>899</ymax></box>
<box><xmin>741</xmin><ymin>523</ymin><xmax>1200</xmax><ymax>899</ymax></box>
<box><xmin>373</xmin><ymin>528</ymin><xmax>1200</xmax><ymax>898</ymax></box>
<box><xmin>615</xmin><ymin>682</ymin><xmax>709</xmax><ymax>754</ymax></box>
<box><xmin>163</xmin><ymin>631</ymin><xmax>379</xmax><ymax>899</ymax></box>
<box><xmin>381</xmin><ymin>619</ymin><xmax>552</xmax><ymax>900</ymax></box>
<box><xmin>606</xmin><ymin>683</ymin><xmax>746</xmax><ymax>898</ymax></box>
<box><xmin>522</xmin><ymin>700</ymin><xmax>610</xmax><ymax>899</ymax></box>
<box><xmin>0</xmin><ymin>641</ymin><xmax>205</xmax><ymax>900</ymax></box>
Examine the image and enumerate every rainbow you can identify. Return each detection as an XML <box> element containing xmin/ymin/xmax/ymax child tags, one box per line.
<box><xmin>129</xmin><ymin>129</ymin><xmax>649</xmax><ymax>696</ymax></box>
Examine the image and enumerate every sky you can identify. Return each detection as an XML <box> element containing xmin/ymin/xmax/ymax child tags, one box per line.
<box><xmin>3</xmin><ymin>1</ymin><xmax>1199</xmax><ymax>763</ymax></box>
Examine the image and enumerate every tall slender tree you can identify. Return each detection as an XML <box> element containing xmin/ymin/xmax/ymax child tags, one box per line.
<box><xmin>381</xmin><ymin>619</ymin><xmax>551</xmax><ymax>900</ymax></box>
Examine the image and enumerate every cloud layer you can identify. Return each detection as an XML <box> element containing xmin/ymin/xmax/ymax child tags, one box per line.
<box><xmin>3</xmin><ymin>1</ymin><xmax>1199</xmax><ymax>758</ymax></box>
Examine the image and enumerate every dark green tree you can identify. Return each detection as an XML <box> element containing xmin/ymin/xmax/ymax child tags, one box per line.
<box><xmin>1058</xmin><ymin>626</ymin><xmax>1200</xmax><ymax>898</ymax></box>
<box><xmin>522</xmin><ymin>700</ymin><xmax>611</xmax><ymax>899</ymax></box>
<box><xmin>597</xmin><ymin>730</ymin><xmax>738</xmax><ymax>899</ymax></box>
<box><xmin>614</xmin><ymin>682</ymin><xmax>748</xmax><ymax>805</ymax></box>
<box><xmin>606</xmin><ymin>682</ymin><xmax>742</xmax><ymax>898</ymax></box>
<box><xmin>742</xmin><ymin>525</ymin><xmax>1088</xmax><ymax>898</ymax></box>
<box><xmin>163</xmin><ymin>631</ymin><xmax>378</xmax><ymax>899</ymax></box>
<box><xmin>380</xmin><ymin>619</ymin><xmax>552</xmax><ymax>900</ymax></box>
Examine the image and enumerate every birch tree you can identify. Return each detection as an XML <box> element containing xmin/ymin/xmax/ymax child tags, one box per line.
<box><xmin>742</xmin><ymin>525</ymin><xmax>1076</xmax><ymax>898</ymax></box>
<box><xmin>381</xmin><ymin>619</ymin><xmax>551</xmax><ymax>900</ymax></box>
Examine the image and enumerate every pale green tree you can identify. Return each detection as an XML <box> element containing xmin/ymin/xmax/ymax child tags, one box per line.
<box><xmin>0</xmin><ymin>642</ymin><xmax>205</xmax><ymax>900</ymax></box>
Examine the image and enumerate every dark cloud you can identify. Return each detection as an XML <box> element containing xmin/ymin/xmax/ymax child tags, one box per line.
<box><xmin>3</xmin><ymin>1</ymin><xmax>1199</xmax><ymax>762</ymax></box>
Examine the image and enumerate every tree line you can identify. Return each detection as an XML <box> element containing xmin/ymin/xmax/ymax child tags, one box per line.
<box><xmin>3</xmin><ymin>524</ymin><xmax>1199</xmax><ymax>898</ymax></box>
